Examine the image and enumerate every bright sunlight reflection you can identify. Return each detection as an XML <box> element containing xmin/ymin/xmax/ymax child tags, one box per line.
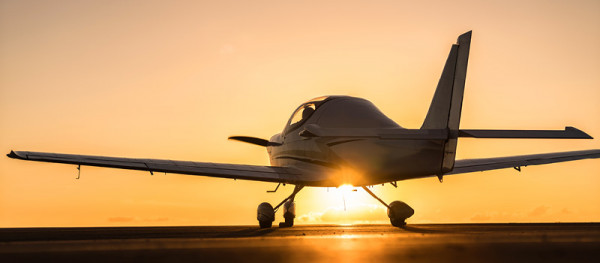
<box><xmin>337</xmin><ymin>184</ymin><xmax>356</xmax><ymax>225</ymax></box>
<box><xmin>338</xmin><ymin>184</ymin><xmax>355</xmax><ymax>193</ymax></box>
<box><xmin>297</xmin><ymin>184</ymin><xmax>390</xmax><ymax>225</ymax></box>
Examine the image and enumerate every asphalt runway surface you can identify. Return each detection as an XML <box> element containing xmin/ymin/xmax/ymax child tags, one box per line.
<box><xmin>1</xmin><ymin>223</ymin><xmax>599</xmax><ymax>262</ymax></box>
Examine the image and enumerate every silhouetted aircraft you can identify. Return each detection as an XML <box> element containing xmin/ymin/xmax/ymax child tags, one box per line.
<box><xmin>8</xmin><ymin>31</ymin><xmax>600</xmax><ymax>228</ymax></box>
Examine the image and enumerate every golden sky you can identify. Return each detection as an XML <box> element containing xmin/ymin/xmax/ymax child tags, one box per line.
<box><xmin>1</xmin><ymin>0</ymin><xmax>599</xmax><ymax>227</ymax></box>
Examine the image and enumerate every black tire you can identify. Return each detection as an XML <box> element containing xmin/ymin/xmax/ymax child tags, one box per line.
<box><xmin>390</xmin><ymin>217</ymin><xmax>406</xmax><ymax>227</ymax></box>
<box><xmin>259</xmin><ymin>220</ymin><xmax>272</xmax><ymax>229</ymax></box>
<box><xmin>284</xmin><ymin>215</ymin><xmax>294</xmax><ymax>227</ymax></box>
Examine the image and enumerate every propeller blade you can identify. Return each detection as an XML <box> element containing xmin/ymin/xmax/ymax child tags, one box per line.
<box><xmin>228</xmin><ymin>136</ymin><xmax>280</xmax><ymax>147</ymax></box>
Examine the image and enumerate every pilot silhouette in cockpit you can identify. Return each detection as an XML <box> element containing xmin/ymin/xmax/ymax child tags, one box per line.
<box><xmin>302</xmin><ymin>106</ymin><xmax>315</xmax><ymax>121</ymax></box>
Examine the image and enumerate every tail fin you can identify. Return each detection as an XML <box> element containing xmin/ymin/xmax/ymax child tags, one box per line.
<box><xmin>421</xmin><ymin>31</ymin><xmax>472</xmax><ymax>172</ymax></box>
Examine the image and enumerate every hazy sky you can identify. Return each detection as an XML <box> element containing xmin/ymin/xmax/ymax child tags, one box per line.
<box><xmin>1</xmin><ymin>0</ymin><xmax>599</xmax><ymax>226</ymax></box>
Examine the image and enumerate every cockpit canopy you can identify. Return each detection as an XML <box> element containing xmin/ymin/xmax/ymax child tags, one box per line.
<box><xmin>283</xmin><ymin>96</ymin><xmax>400</xmax><ymax>135</ymax></box>
<box><xmin>316</xmin><ymin>97</ymin><xmax>400</xmax><ymax>129</ymax></box>
<box><xmin>284</xmin><ymin>96</ymin><xmax>328</xmax><ymax>135</ymax></box>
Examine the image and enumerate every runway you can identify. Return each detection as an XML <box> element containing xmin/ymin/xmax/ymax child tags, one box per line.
<box><xmin>2</xmin><ymin>223</ymin><xmax>599</xmax><ymax>262</ymax></box>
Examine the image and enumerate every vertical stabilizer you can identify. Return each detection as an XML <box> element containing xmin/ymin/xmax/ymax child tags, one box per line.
<box><xmin>421</xmin><ymin>31</ymin><xmax>472</xmax><ymax>173</ymax></box>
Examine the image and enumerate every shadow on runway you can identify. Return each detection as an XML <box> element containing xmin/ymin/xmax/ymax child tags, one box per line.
<box><xmin>214</xmin><ymin>227</ymin><xmax>277</xmax><ymax>238</ymax></box>
<box><xmin>400</xmin><ymin>225</ymin><xmax>452</xmax><ymax>234</ymax></box>
<box><xmin>4</xmin><ymin>223</ymin><xmax>600</xmax><ymax>242</ymax></box>
<box><xmin>0</xmin><ymin>226</ymin><xmax>276</xmax><ymax>242</ymax></box>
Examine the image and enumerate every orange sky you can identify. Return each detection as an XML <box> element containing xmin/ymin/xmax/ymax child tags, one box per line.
<box><xmin>1</xmin><ymin>0</ymin><xmax>599</xmax><ymax>227</ymax></box>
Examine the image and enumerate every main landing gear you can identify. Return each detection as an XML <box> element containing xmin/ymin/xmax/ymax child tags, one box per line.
<box><xmin>257</xmin><ymin>185</ymin><xmax>304</xmax><ymax>228</ymax></box>
<box><xmin>257</xmin><ymin>185</ymin><xmax>412</xmax><ymax>228</ymax></box>
<box><xmin>362</xmin><ymin>186</ymin><xmax>414</xmax><ymax>227</ymax></box>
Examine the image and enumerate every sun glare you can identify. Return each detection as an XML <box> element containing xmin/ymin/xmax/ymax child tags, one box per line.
<box><xmin>328</xmin><ymin>184</ymin><xmax>372</xmax><ymax>206</ymax></box>
<box><xmin>301</xmin><ymin>184</ymin><xmax>391</xmax><ymax>225</ymax></box>
<box><xmin>338</xmin><ymin>184</ymin><xmax>355</xmax><ymax>193</ymax></box>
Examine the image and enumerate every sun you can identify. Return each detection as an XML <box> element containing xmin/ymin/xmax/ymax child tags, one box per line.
<box><xmin>332</xmin><ymin>184</ymin><xmax>366</xmax><ymax>210</ymax></box>
<box><xmin>338</xmin><ymin>184</ymin><xmax>355</xmax><ymax>193</ymax></box>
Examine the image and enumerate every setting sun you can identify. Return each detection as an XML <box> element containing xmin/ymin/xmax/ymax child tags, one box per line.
<box><xmin>338</xmin><ymin>184</ymin><xmax>355</xmax><ymax>193</ymax></box>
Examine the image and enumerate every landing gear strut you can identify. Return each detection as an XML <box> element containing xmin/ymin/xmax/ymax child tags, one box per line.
<box><xmin>362</xmin><ymin>186</ymin><xmax>414</xmax><ymax>227</ymax></box>
<box><xmin>257</xmin><ymin>185</ymin><xmax>304</xmax><ymax>228</ymax></box>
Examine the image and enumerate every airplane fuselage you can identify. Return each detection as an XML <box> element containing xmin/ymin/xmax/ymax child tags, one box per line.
<box><xmin>267</xmin><ymin>96</ymin><xmax>446</xmax><ymax>187</ymax></box>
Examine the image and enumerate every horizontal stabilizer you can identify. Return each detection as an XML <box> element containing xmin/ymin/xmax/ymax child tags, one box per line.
<box><xmin>458</xmin><ymin>127</ymin><xmax>592</xmax><ymax>139</ymax></box>
<box><xmin>298</xmin><ymin>125</ymin><xmax>593</xmax><ymax>141</ymax></box>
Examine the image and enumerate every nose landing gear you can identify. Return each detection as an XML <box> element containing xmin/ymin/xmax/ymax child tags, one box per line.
<box><xmin>362</xmin><ymin>186</ymin><xmax>414</xmax><ymax>227</ymax></box>
<box><xmin>256</xmin><ymin>185</ymin><xmax>304</xmax><ymax>228</ymax></box>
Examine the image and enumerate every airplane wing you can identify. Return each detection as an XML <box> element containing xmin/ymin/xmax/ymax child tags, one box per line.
<box><xmin>6</xmin><ymin>151</ymin><xmax>328</xmax><ymax>185</ymax></box>
<box><xmin>446</xmin><ymin>149</ymin><xmax>600</xmax><ymax>175</ymax></box>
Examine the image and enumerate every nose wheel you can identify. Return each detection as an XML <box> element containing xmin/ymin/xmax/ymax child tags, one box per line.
<box><xmin>362</xmin><ymin>186</ymin><xmax>414</xmax><ymax>227</ymax></box>
<box><xmin>257</xmin><ymin>185</ymin><xmax>303</xmax><ymax>228</ymax></box>
<box><xmin>279</xmin><ymin>200</ymin><xmax>296</xmax><ymax>227</ymax></box>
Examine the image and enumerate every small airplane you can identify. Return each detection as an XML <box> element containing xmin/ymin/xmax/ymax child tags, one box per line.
<box><xmin>8</xmin><ymin>31</ymin><xmax>600</xmax><ymax>228</ymax></box>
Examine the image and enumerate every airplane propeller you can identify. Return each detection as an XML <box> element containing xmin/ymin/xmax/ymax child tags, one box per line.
<box><xmin>228</xmin><ymin>136</ymin><xmax>281</xmax><ymax>147</ymax></box>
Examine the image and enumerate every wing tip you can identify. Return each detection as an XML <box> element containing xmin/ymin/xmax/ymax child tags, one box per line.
<box><xmin>565</xmin><ymin>126</ymin><xmax>593</xmax><ymax>139</ymax></box>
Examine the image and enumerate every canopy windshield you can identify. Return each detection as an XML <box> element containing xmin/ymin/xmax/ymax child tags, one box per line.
<box><xmin>284</xmin><ymin>96</ymin><xmax>330</xmax><ymax>135</ymax></box>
